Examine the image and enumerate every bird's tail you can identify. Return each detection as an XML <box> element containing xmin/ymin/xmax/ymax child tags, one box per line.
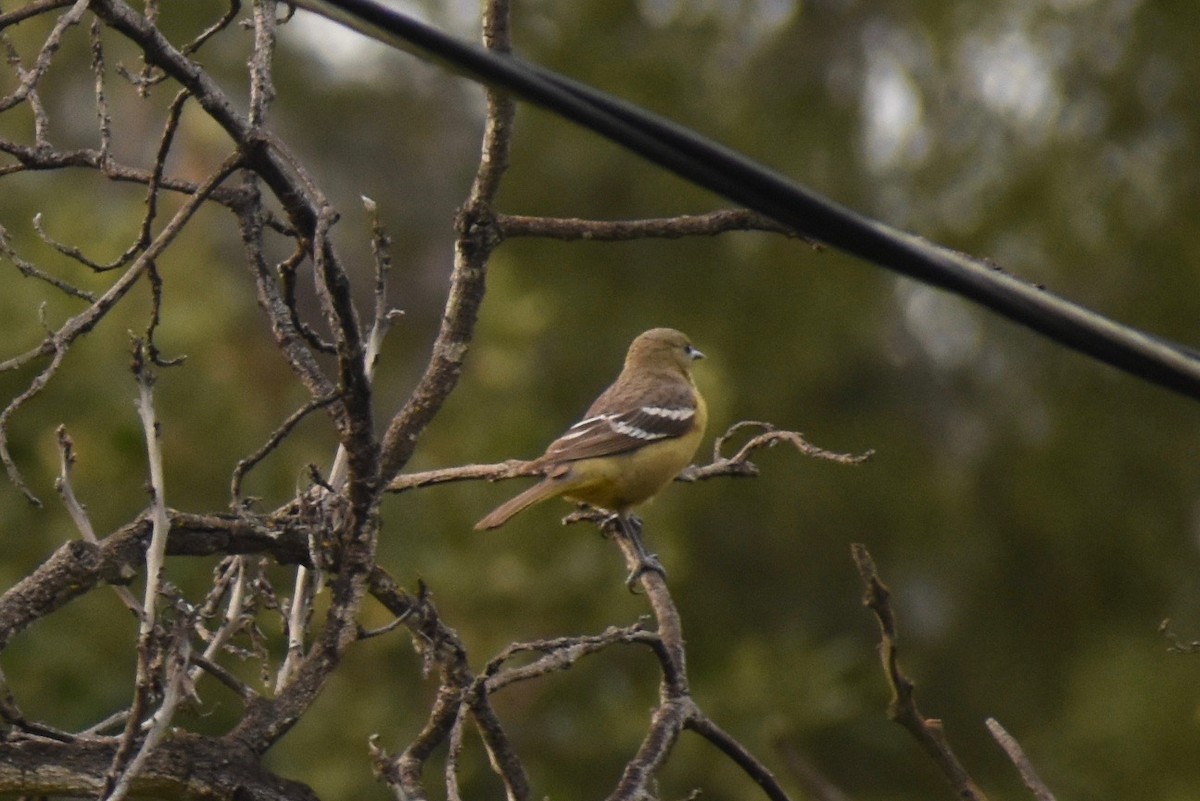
<box><xmin>474</xmin><ymin>478</ymin><xmax>563</xmax><ymax>530</ymax></box>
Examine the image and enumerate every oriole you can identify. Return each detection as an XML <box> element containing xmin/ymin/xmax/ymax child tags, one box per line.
<box><xmin>475</xmin><ymin>328</ymin><xmax>707</xmax><ymax>532</ymax></box>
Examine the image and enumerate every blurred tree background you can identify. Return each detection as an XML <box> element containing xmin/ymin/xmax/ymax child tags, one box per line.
<box><xmin>2</xmin><ymin>0</ymin><xmax>1199</xmax><ymax>798</ymax></box>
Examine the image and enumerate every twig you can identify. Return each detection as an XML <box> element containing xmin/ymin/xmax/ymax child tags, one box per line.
<box><xmin>0</xmin><ymin>153</ymin><xmax>242</xmax><ymax>501</ymax></box>
<box><xmin>385</xmin><ymin>422</ymin><xmax>869</xmax><ymax>493</ymax></box>
<box><xmin>0</xmin><ymin>664</ymin><xmax>76</xmax><ymax>742</ymax></box>
<box><xmin>90</xmin><ymin>17</ymin><xmax>112</xmax><ymax>163</ymax></box>
<box><xmin>1159</xmin><ymin>618</ymin><xmax>1200</xmax><ymax>654</ymax></box>
<box><xmin>681</xmin><ymin>421</ymin><xmax>873</xmax><ymax>482</ymax></box>
<box><xmin>606</xmin><ymin>696</ymin><xmax>692</xmax><ymax>801</ymax></box>
<box><xmin>327</xmin><ymin>196</ymin><xmax>401</xmax><ymax>489</ymax></box>
<box><xmin>275</xmin><ymin>563</ymin><xmax>313</xmax><ymax>693</ymax></box>
<box><xmin>384</xmin><ymin>459</ymin><xmax>536</xmax><ymax>493</ymax></box>
<box><xmin>481</xmin><ymin>623</ymin><xmax>656</xmax><ymax>693</ymax></box>
<box><xmin>445</xmin><ymin>699</ymin><xmax>468</xmax><ymax>801</ymax></box>
<box><xmin>103</xmin><ymin>339</ymin><xmax>175</xmax><ymax>801</ymax></box>
<box><xmin>0</xmin><ymin>342</ymin><xmax>67</xmax><ymax>504</ymax></box>
<box><xmin>0</xmin><ymin>0</ymin><xmax>89</xmax><ymax>113</ymax></box>
<box><xmin>850</xmin><ymin>544</ymin><xmax>989</xmax><ymax>801</ymax></box>
<box><xmin>230</xmin><ymin>392</ymin><xmax>341</xmax><ymax>505</ymax></box>
<box><xmin>497</xmin><ymin>208</ymin><xmax>818</xmax><ymax>244</ymax></box>
<box><xmin>190</xmin><ymin>651</ymin><xmax>256</xmax><ymax>702</ymax></box>
<box><xmin>191</xmin><ymin>557</ymin><xmax>257</xmax><ymax>701</ymax></box>
<box><xmin>54</xmin><ymin>426</ymin><xmax>142</xmax><ymax>615</ymax></box>
<box><xmin>687</xmin><ymin>712</ymin><xmax>792</xmax><ymax>801</ymax></box>
<box><xmin>0</xmin><ymin>223</ymin><xmax>95</xmax><ymax>300</ymax></box>
<box><xmin>364</xmin><ymin>194</ymin><xmax>404</xmax><ymax>363</ymax></box>
<box><xmin>106</xmin><ymin>627</ymin><xmax>191</xmax><ymax>801</ymax></box>
<box><xmin>180</xmin><ymin>0</ymin><xmax>243</xmax><ymax>56</ymax></box>
<box><xmin>0</xmin><ymin>1</ymin><xmax>73</xmax><ymax>31</ymax></box>
<box><xmin>376</xmin><ymin>0</ymin><xmax>516</xmax><ymax>482</ymax></box>
<box><xmin>985</xmin><ymin>718</ymin><xmax>1057</xmax><ymax>801</ymax></box>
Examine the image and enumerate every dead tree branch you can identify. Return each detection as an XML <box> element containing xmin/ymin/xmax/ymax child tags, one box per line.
<box><xmin>851</xmin><ymin>543</ymin><xmax>989</xmax><ymax>801</ymax></box>
<box><xmin>0</xmin><ymin>2</ymin><xmax>886</xmax><ymax>800</ymax></box>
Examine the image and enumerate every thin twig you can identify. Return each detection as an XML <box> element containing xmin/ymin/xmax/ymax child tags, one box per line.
<box><xmin>327</xmin><ymin>196</ymin><xmax>400</xmax><ymax>488</ymax></box>
<box><xmin>275</xmin><ymin>566</ymin><xmax>310</xmax><ymax>692</ymax></box>
<box><xmin>54</xmin><ymin>426</ymin><xmax>142</xmax><ymax>614</ymax></box>
<box><xmin>132</xmin><ymin>347</ymin><xmax>171</xmax><ymax>652</ymax></box>
<box><xmin>497</xmin><ymin>209</ymin><xmax>817</xmax><ymax>244</ymax></box>
<box><xmin>850</xmin><ymin>544</ymin><xmax>989</xmax><ymax>801</ymax></box>
<box><xmin>0</xmin><ymin>0</ymin><xmax>89</xmax><ymax>113</ymax></box>
<box><xmin>181</xmin><ymin>1</ymin><xmax>243</xmax><ymax>56</ymax></box>
<box><xmin>681</xmin><ymin>422</ymin><xmax>873</xmax><ymax>482</ymax></box>
<box><xmin>0</xmin><ymin>223</ymin><xmax>95</xmax><ymax>300</ymax></box>
<box><xmin>90</xmin><ymin>17</ymin><xmax>112</xmax><ymax>167</ymax></box>
<box><xmin>104</xmin><ymin>339</ymin><xmax>175</xmax><ymax>801</ymax></box>
<box><xmin>106</xmin><ymin>628</ymin><xmax>191</xmax><ymax>801</ymax></box>
<box><xmin>230</xmin><ymin>392</ymin><xmax>340</xmax><ymax>505</ymax></box>
<box><xmin>687</xmin><ymin>712</ymin><xmax>793</xmax><ymax>801</ymax></box>
<box><xmin>1159</xmin><ymin>618</ymin><xmax>1200</xmax><ymax>654</ymax></box>
<box><xmin>376</xmin><ymin>0</ymin><xmax>516</xmax><ymax>482</ymax></box>
<box><xmin>0</xmin><ymin>153</ymin><xmax>242</xmax><ymax>501</ymax></box>
<box><xmin>482</xmin><ymin>624</ymin><xmax>656</xmax><ymax>693</ymax></box>
<box><xmin>985</xmin><ymin>718</ymin><xmax>1057</xmax><ymax>801</ymax></box>
<box><xmin>0</xmin><ymin>1</ymin><xmax>74</xmax><ymax>30</ymax></box>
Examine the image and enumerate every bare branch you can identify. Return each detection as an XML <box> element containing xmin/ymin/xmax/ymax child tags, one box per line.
<box><xmin>180</xmin><ymin>1</ymin><xmax>243</xmax><ymax>56</ymax></box>
<box><xmin>385</xmin><ymin>459</ymin><xmax>535</xmax><ymax>493</ymax></box>
<box><xmin>106</xmin><ymin>627</ymin><xmax>192</xmax><ymax>801</ymax></box>
<box><xmin>0</xmin><ymin>223</ymin><xmax>95</xmax><ymax>300</ymax></box>
<box><xmin>606</xmin><ymin>696</ymin><xmax>693</xmax><ymax>801</ymax></box>
<box><xmin>497</xmin><ymin>208</ymin><xmax>817</xmax><ymax>244</ymax></box>
<box><xmin>0</xmin><ymin>1</ymin><xmax>73</xmax><ymax>31</ymax></box>
<box><xmin>0</xmin><ymin>735</ymin><xmax>320</xmax><ymax>801</ymax></box>
<box><xmin>985</xmin><ymin>718</ymin><xmax>1058</xmax><ymax>801</ymax></box>
<box><xmin>54</xmin><ymin>426</ymin><xmax>142</xmax><ymax>614</ymax></box>
<box><xmin>681</xmin><ymin>421</ymin><xmax>873</xmax><ymax>482</ymax></box>
<box><xmin>103</xmin><ymin>339</ymin><xmax>176</xmax><ymax>800</ymax></box>
<box><xmin>687</xmin><ymin>712</ymin><xmax>793</xmax><ymax>801</ymax></box>
<box><xmin>482</xmin><ymin>623</ymin><xmax>656</xmax><ymax>693</ymax></box>
<box><xmin>90</xmin><ymin>17</ymin><xmax>112</xmax><ymax>165</ymax></box>
<box><xmin>0</xmin><ymin>153</ymin><xmax>242</xmax><ymax>500</ymax></box>
<box><xmin>231</xmin><ymin>392</ymin><xmax>341</xmax><ymax>505</ymax></box>
<box><xmin>385</xmin><ymin>421</ymin><xmax>869</xmax><ymax>494</ymax></box>
<box><xmin>0</xmin><ymin>0</ymin><xmax>89</xmax><ymax>113</ymax></box>
<box><xmin>0</xmin><ymin>664</ymin><xmax>76</xmax><ymax>742</ymax></box>
<box><xmin>1159</xmin><ymin>618</ymin><xmax>1200</xmax><ymax>654</ymax></box>
<box><xmin>377</xmin><ymin>0</ymin><xmax>517</xmax><ymax>482</ymax></box>
<box><xmin>851</xmin><ymin>544</ymin><xmax>989</xmax><ymax>801</ymax></box>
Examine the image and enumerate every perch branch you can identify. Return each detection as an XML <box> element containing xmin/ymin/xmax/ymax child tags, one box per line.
<box><xmin>385</xmin><ymin>421</ymin><xmax>870</xmax><ymax>493</ymax></box>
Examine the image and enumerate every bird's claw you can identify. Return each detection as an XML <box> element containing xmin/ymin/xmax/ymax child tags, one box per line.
<box><xmin>606</xmin><ymin>514</ymin><xmax>664</xmax><ymax>593</ymax></box>
<box><xmin>624</xmin><ymin>552</ymin><xmax>667</xmax><ymax>592</ymax></box>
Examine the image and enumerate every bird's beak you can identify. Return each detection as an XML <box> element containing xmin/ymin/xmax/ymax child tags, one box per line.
<box><xmin>686</xmin><ymin>344</ymin><xmax>705</xmax><ymax>360</ymax></box>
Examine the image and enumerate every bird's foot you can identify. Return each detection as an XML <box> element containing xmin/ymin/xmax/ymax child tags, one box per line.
<box><xmin>624</xmin><ymin>551</ymin><xmax>667</xmax><ymax>592</ymax></box>
<box><xmin>609</xmin><ymin>514</ymin><xmax>666</xmax><ymax>592</ymax></box>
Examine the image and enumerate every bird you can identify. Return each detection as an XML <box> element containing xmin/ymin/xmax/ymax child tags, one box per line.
<box><xmin>475</xmin><ymin>328</ymin><xmax>707</xmax><ymax>582</ymax></box>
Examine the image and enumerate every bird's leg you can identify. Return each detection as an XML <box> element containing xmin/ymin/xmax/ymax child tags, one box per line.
<box><xmin>612</xmin><ymin>514</ymin><xmax>666</xmax><ymax>590</ymax></box>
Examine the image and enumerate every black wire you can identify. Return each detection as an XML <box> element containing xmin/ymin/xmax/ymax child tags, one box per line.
<box><xmin>298</xmin><ymin>0</ymin><xmax>1200</xmax><ymax>401</ymax></box>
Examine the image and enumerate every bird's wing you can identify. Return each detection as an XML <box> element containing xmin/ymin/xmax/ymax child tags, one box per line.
<box><xmin>539</xmin><ymin>383</ymin><xmax>698</xmax><ymax>463</ymax></box>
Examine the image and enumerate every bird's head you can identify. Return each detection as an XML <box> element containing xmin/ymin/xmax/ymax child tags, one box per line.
<box><xmin>625</xmin><ymin>328</ymin><xmax>705</xmax><ymax>376</ymax></box>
